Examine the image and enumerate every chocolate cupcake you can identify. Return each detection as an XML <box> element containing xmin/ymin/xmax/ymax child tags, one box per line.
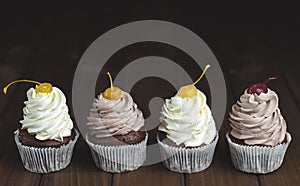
<box><xmin>89</xmin><ymin>131</ymin><xmax>146</xmax><ymax>146</ymax></box>
<box><xmin>85</xmin><ymin>73</ymin><xmax>148</xmax><ymax>173</ymax></box>
<box><xmin>4</xmin><ymin>80</ymin><xmax>79</xmax><ymax>173</ymax></box>
<box><xmin>18</xmin><ymin>128</ymin><xmax>76</xmax><ymax>148</ymax></box>
<box><xmin>157</xmin><ymin>65</ymin><xmax>218</xmax><ymax>173</ymax></box>
<box><xmin>227</xmin><ymin>77</ymin><xmax>292</xmax><ymax>174</ymax></box>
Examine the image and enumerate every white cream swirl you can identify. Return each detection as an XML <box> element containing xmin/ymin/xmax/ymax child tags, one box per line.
<box><xmin>20</xmin><ymin>87</ymin><xmax>73</xmax><ymax>142</ymax></box>
<box><xmin>229</xmin><ymin>89</ymin><xmax>286</xmax><ymax>146</ymax></box>
<box><xmin>159</xmin><ymin>90</ymin><xmax>216</xmax><ymax>147</ymax></box>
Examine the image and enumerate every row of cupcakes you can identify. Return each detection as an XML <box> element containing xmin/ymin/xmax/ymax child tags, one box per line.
<box><xmin>3</xmin><ymin>65</ymin><xmax>291</xmax><ymax>174</ymax></box>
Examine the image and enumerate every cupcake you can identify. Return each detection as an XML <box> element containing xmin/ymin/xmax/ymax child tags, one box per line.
<box><xmin>157</xmin><ymin>65</ymin><xmax>219</xmax><ymax>173</ymax></box>
<box><xmin>3</xmin><ymin>79</ymin><xmax>79</xmax><ymax>173</ymax></box>
<box><xmin>85</xmin><ymin>73</ymin><xmax>148</xmax><ymax>173</ymax></box>
<box><xmin>227</xmin><ymin>77</ymin><xmax>292</xmax><ymax>174</ymax></box>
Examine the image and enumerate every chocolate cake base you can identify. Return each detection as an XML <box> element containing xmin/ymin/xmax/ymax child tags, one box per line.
<box><xmin>89</xmin><ymin>131</ymin><xmax>146</xmax><ymax>146</ymax></box>
<box><xmin>229</xmin><ymin>133</ymin><xmax>288</xmax><ymax>147</ymax></box>
<box><xmin>158</xmin><ymin>132</ymin><xmax>208</xmax><ymax>149</ymax></box>
<box><xmin>18</xmin><ymin>128</ymin><xmax>76</xmax><ymax>148</ymax></box>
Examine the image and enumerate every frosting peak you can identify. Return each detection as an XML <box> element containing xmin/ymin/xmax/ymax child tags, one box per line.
<box><xmin>20</xmin><ymin>87</ymin><xmax>74</xmax><ymax>142</ymax></box>
<box><xmin>229</xmin><ymin>88</ymin><xmax>286</xmax><ymax>146</ymax></box>
<box><xmin>87</xmin><ymin>91</ymin><xmax>144</xmax><ymax>138</ymax></box>
<box><xmin>159</xmin><ymin>90</ymin><xmax>216</xmax><ymax>147</ymax></box>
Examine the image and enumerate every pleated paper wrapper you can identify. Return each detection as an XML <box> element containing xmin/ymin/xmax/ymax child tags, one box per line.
<box><xmin>14</xmin><ymin>129</ymin><xmax>79</xmax><ymax>173</ymax></box>
<box><xmin>86</xmin><ymin>132</ymin><xmax>148</xmax><ymax>173</ymax></box>
<box><xmin>157</xmin><ymin>133</ymin><xmax>219</xmax><ymax>173</ymax></box>
<box><xmin>226</xmin><ymin>132</ymin><xmax>292</xmax><ymax>174</ymax></box>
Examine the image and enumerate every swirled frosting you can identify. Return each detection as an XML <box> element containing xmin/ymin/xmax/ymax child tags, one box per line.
<box><xmin>159</xmin><ymin>90</ymin><xmax>217</xmax><ymax>147</ymax></box>
<box><xmin>20</xmin><ymin>87</ymin><xmax>73</xmax><ymax>142</ymax></box>
<box><xmin>229</xmin><ymin>88</ymin><xmax>286</xmax><ymax>146</ymax></box>
<box><xmin>87</xmin><ymin>91</ymin><xmax>144</xmax><ymax>138</ymax></box>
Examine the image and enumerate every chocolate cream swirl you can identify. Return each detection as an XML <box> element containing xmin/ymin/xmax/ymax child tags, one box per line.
<box><xmin>229</xmin><ymin>89</ymin><xmax>286</xmax><ymax>146</ymax></box>
<box><xmin>87</xmin><ymin>91</ymin><xmax>144</xmax><ymax>138</ymax></box>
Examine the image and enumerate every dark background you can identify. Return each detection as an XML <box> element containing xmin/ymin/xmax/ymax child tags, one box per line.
<box><xmin>0</xmin><ymin>1</ymin><xmax>299</xmax><ymax>185</ymax></box>
<box><xmin>1</xmin><ymin>1</ymin><xmax>299</xmax><ymax>107</ymax></box>
<box><xmin>1</xmin><ymin>1</ymin><xmax>299</xmax><ymax>92</ymax></box>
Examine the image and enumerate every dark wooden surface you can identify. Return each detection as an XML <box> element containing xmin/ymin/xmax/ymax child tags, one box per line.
<box><xmin>0</xmin><ymin>2</ymin><xmax>299</xmax><ymax>186</ymax></box>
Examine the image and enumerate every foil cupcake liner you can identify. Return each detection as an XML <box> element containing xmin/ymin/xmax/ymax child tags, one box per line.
<box><xmin>226</xmin><ymin>132</ymin><xmax>292</xmax><ymax>174</ymax></box>
<box><xmin>157</xmin><ymin>133</ymin><xmax>219</xmax><ymax>173</ymax></box>
<box><xmin>14</xmin><ymin>129</ymin><xmax>79</xmax><ymax>173</ymax></box>
<box><xmin>86</xmin><ymin>132</ymin><xmax>148</xmax><ymax>173</ymax></box>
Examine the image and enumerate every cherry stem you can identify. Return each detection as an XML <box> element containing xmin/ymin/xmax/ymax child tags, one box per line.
<box><xmin>107</xmin><ymin>72</ymin><xmax>114</xmax><ymax>90</ymax></box>
<box><xmin>264</xmin><ymin>77</ymin><xmax>277</xmax><ymax>84</ymax></box>
<box><xmin>3</xmin><ymin>79</ymin><xmax>41</xmax><ymax>94</ymax></box>
<box><xmin>193</xmin><ymin>64</ymin><xmax>211</xmax><ymax>86</ymax></box>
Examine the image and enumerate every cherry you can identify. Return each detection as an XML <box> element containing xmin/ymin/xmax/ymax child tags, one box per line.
<box><xmin>103</xmin><ymin>72</ymin><xmax>122</xmax><ymax>100</ymax></box>
<box><xmin>247</xmin><ymin>77</ymin><xmax>277</xmax><ymax>95</ymax></box>
<box><xmin>178</xmin><ymin>64</ymin><xmax>210</xmax><ymax>98</ymax></box>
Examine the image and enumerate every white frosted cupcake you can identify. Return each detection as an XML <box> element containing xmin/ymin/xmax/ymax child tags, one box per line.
<box><xmin>227</xmin><ymin>77</ymin><xmax>292</xmax><ymax>174</ymax></box>
<box><xmin>3</xmin><ymin>80</ymin><xmax>79</xmax><ymax>173</ymax></box>
<box><xmin>157</xmin><ymin>65</ymin><xmax>218</xmax><ymax>173</ymax></box>
<box><xmin>85</xmin><ymin>73</ymin><xmax>148</xmax><ymax>173</ymax></box>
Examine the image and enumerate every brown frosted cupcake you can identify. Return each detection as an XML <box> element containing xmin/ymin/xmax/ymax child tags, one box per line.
<box><xmin>227</xmin><ymin>78</ymin><xmax>292</xmax><ymax>174</ymax></box>
<box><xmin>85</xmin><ymin>73</ymin><xmax>148</xmax><ymax>173</ymax></box>
<box><xmin>157</xmin><ymin>65</ymin><xmax>218</xmax><ymax>173</ymax></box>
<box><xmin>4</xmin><ymin>80</ymin><xmax>79</xmax><ymax>173</ymax></box>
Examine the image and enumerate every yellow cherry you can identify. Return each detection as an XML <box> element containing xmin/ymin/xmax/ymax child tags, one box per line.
<box><xmin>177</xmin><ymin>85</ymin><xmax>197</xmax><ymax>98</ymax></box>
<box><xmin>3</xmin><ymin>79</ymin><xmax>53</xmax><ymax>94</ymax></box>
<box><xmin>35</xmin><ymin>82</ymin><xmax>53</xmax><ymax>94</ymax></box>
<box><xmin>103</xmin><ymin>72</ymin><xmax>122</xmax><ymax>100</ymax></box>
<box><xmin>178</xmin><ymin>64</ymin><xmax>210</xmax><ymax>98</ymax></box>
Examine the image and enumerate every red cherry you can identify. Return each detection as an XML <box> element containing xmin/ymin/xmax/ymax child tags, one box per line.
<box><xmin>247</xmin><ymin>77</ymin><xmax>277</xmax><ymax>95</ymax></box>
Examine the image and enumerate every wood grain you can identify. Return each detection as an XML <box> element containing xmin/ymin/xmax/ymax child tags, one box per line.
<box><xmin>0</xmin><ymin>2</ymin><xmax>300</xmax><ymax>186</ymax></box>
<box><xmin>113</xmin><ymin>163</ymin><xmax>184</xmax><ymax>186</ymax></box>
<box><xmin>283</xmin><ymin>66</ymin><xmax>300</xmax><ymax>110</ymax></box>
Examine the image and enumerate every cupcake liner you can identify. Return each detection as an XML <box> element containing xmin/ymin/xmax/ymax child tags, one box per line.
<box><xmin>157</xmin><ymin>133</ymin><xmax>219</xmax><ymax>173</ymax></box>
<box><xmin>226</xmin><ymin>132</ymin><xmax>292</xmax><ymax>174</ymax></box>
<box><xmin>14</xmin><ymin>129</ymin><xmax>79</xmax><ymax>173</ymax></box>
<box><xmin>86</xmin><ymin>132</ymin><xmax>148</xmax><ymax>173</ymax></box>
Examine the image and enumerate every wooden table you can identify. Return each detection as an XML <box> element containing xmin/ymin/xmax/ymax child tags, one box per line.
<box><xmin>0</xmin><ymin>2</ymin><xmax>299</xmax><ymax>186</ymax></box>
